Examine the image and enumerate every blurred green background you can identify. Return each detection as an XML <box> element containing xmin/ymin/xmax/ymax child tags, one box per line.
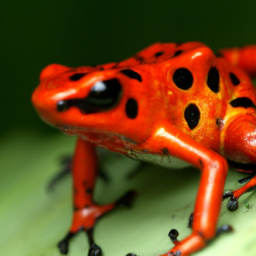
<box><xmin>2</xmin><ymin>0</ymin><xmax>256</xmax><ymax>134</ymax></box>
<box><xmin>2</xmin><ymin>1</ymin><xmax>256</xmax><ymax>256</ymax></box>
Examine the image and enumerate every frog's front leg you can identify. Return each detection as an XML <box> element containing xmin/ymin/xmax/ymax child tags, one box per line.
<box><xmin>136</xmin><ymin>122</ymin><xmax>228</xmax><ymax>256</ymax></box>
<box><xmin>58</xmin><ymin>138</ymin><xmax>135</xmax><ymax>255</ymax></box>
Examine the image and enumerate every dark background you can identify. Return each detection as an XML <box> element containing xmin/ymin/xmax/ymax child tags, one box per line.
<box><xmin>1</xmin><ymin>0</ymin><xmax>256</xmax><ymax>135</ymax></box>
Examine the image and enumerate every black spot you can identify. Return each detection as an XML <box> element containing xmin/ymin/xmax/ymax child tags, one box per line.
<box><xmin>207</xmin><ymin>67</ymin><xmax>219</xmax><ymax>93</ymax></box>
<box><xmin>184</xmin><ymin>104</ymin><xmax>200</xmax><ymax>130</ymax></box>
<box><xmin>126</xmin><ymin>98</ymin><xmax>138</xmax><ymax>119</ymax></box>
<box><xmin>173</xmin><ymin>68</ymin><xmax>193</xmax><ymax>90</ymax></box>
<box><xmin>230</xmin><ymin>97</ymin><xmax>255</xmax><ymax>108</ymax></box>
<box><xmin>176</xmin><ymin>42</ymin><xmax>183</xmax><ymax>46</ymax></box>
<box><xmin>70</xmin><ymin>73</ymin><xmax>87</xmax><ymax>81</ymax></box>
<box><xmin>155</xmin><ymin>51</ymin><xmax>164</xmax><ymax>57</ymax></box>
<box><xmin>172</xmin><ymin>50</ymin><xmax>183</xmax><ymax>57</ymax></box>
<box><xmin>120</xmin><ymin>69</ymin><xmax>142</xmax><ymax>82</ymax></box>
<box><xmin>58</xmin><ymin>79</ymin><xmax>122</xmax><ymax>114</ymax></box>
<box><xmin>229</xmin><ymin>73</ymin><xmax>240</xmax><ymax>86</ymax></box>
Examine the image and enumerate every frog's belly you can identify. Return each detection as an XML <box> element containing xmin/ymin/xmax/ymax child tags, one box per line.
<box><xmin>129</xmin><ymin>152</ymin><xmax>191</xmax><ymax>169</ymax></box>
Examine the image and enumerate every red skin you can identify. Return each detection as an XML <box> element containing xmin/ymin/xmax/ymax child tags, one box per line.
<box><xmin>32</xmin><ymin>42</ymin><xmax>256</xmax><ymax>256</ymax></box>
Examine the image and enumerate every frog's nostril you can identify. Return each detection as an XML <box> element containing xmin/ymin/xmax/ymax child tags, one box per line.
<box><xmin>57</xmin><ymin>100</ymin><xmax>68</xmax><ymax>112</ymax></box>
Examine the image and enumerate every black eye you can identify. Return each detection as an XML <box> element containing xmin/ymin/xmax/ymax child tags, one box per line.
<box><xmin>58</xmin><ymin>79</ymin><xmax>123</xmax><ymax>114</ymax></box>
<box><xmin>86</xmin><ymin>79</ymin><xmax>122</xmax><ymax>107</ymax></box>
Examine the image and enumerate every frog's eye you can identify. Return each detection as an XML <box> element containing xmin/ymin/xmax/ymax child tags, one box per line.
<box><xmin>86</xmin><ymin>79</ymin><xmax>122</xmax><ymax>108</ymax></box>
<box><xmin>56</xmin><ymin>79</ymin><xmax>122</xmax><ymax>114</ymax></box>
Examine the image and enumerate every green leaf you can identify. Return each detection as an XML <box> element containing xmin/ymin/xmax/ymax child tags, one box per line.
<box><xmin>1</xmin><ymin>131</ymin><xmax>256</xmax><ymax>256</ymax></box>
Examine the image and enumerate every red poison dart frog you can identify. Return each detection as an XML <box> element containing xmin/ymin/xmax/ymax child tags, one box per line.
<box><xmin>32</xmin><ymin>42</ymin><xmax>256</xmax><ymax>256</ymax></box>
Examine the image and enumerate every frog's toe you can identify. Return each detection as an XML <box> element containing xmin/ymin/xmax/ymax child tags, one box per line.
<box><xmin>216</xmin><ymin>224</ymin><xmax>233</xmax><ymax>236</ymax></box>
<box><xmin>168</xmin><ymin>229</ymin><xmax>180</xmax><ymax>245</ymax></box>
<box><xmin>88</xmin><ymin>243</ymin><xmax>102</xmax><ymax>256</ymax></box>
<box><xmin>227</xmin><ymin>196</ymin><xmax>239</xmax><ymax>211</ymax></box>
<box><xmin>223</xmin><ymin>191</ymin><xmax>239</xmax><ymax>211</ymax></box>
<box><xmin>58</xmin><ymin>232</ymin><xmax>75</xmax><ymax>255</ymax></box>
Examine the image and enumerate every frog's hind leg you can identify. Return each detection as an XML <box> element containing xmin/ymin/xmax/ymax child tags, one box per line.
<box><xmin>223</xmin><ymin>115</ymin><xmax>256</xmax><ymax>164</ymax></box>
<box><xmin>218</xmin><ymin>45</ymin><xmax>256</xmax><ymax>77</ymax></box>
<box><xmin>223</xmin><ymin>115</ymin><xmax>256</xmax><ymax>211</ymax></box>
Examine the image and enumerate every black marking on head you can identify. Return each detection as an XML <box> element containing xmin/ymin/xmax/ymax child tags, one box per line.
<box><xmin>172</xmin><ymin>50</ymin><xmax>183</xmax><ymax>57</ymax></box>
<box><xmin>230</xmin><ymin>97</ymin><xmax>255</xmax><ymax>108</ymax></box>
<box><xmin>207</xmin><ymin>67</ymin><xmax>219</xmax><ymax>93</ymax></box>
<box><xmin>57</xmin><ymin>79</ymin><xmax>122</xmax><ymax>114</ymax></box>
<box><xmin>126</xmin><ymin>98</ymin><xmax>138</xmax><ymax>119</ymax></box>
<box><xmin>229</xmin><ymin>73</ymin><xmax>240</xmax><ymax>86</ymax></box>
<box><xmin>120</xmin><ymin>69</ymin><xmax>142</xmax><ymax>82</ymax></box>
<box><xmin>173</xmin><ymin>68</ymin><xmax>193</xmax><ymax>90</ymax></box>
<box><xmin>155</xmin><ymin>51</ymin><xmax>164</xmax><ymax>57</ymax></box>
<box><xmin>184</xmin><ymin>104</ymin><xmax>200</xmax><ymax>130</ymax></box>
<box><xmin>176</xmin><ymin>42</ymin><xmax>183</xmax><ymax>46</ymax></box>
<box><xmin>70</xmin><ymin>73</ymin><xmax>87</xmax><ymax>81</ymax></box>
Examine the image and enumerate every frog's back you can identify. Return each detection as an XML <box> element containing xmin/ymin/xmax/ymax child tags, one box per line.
<box><xmin>133</xmin><ymin>42</ymin><xmax>256</xmax><ymax>153</ymax></box>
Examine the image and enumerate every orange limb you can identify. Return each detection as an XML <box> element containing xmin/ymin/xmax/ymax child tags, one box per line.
<box><xmin>58</xmin><ymin>139</ymin><xmax>135</xmax><ymax>255</ymax></box>
<box><xmin>218</xmin><ymin>45</ymin><xmax>256</xmax><ymax>77</ymax></box>
<box><xmin>133</xmin><ymin>121</ymin><xmax>228</xmax><ymax>256</ymax></box>
<box><xmin>223</xmin><ymin>175</ymin><xmax>256</xmax><ymax>211</ymax></box>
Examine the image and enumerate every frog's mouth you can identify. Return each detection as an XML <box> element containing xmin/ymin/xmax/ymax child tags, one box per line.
<box><xmin>58</xmin><ymin>125</ymin><xmax>138</xmax><ymax>150</ymax></box>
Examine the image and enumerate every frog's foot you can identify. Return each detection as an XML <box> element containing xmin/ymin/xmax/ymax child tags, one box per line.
<box><xmin>58</xmin><ymin>191</ymin><xmax>136</xmax><ymax>255</ymax></box>
<box><xmin>223</xmin><ymin>174</ymin><xmax>256</xmax><ymax>211</ymax></box>
<box><xmin>165</xmin><ymin>226</ymin><xmax>232</xmax><ymax>256</ymax></box>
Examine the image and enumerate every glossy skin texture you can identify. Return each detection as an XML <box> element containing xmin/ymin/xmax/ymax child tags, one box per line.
<box><xmin>32</xmin><ymin>42</ymin><xmax>256</xmax><ymax>256</ymax></box>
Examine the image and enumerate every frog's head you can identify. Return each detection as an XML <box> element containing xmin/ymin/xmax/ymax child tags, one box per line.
<box><xmin>32</xmin><ymin>63</ymin><xmax>154</xmax><ymax>142</ymax></box>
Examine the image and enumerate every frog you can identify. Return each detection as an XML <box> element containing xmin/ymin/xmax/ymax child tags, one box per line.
<box><xmin>32</xmin><ymin>42</ymin><xmax>256</xmax><ymax>256</ymax></box>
